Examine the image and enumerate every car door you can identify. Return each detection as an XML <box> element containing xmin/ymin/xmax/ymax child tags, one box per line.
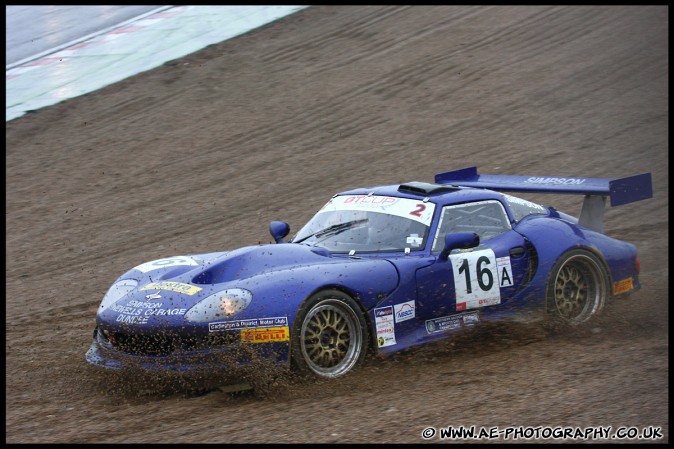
<box><xmin>415</xmin><ymin>200</ymin><xmax>533</xmax><ymax>329</ymax></box>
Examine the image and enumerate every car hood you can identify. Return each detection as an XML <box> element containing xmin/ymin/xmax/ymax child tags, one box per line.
<box><xmin>97</xmin><ymin>243</ymin><xmax>400</xmax><ymax>331</ymax></box>
<box><xmin>188</xmin><ymin>243</ymin><xmax>339</xmax><ymax>284</ymax></box>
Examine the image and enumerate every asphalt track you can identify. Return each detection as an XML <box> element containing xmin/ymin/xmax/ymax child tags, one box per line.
<box><xmin>5</xmin><ymin>5</ymin><xmax>669</xmax><ymax>443</ymax></box>
<box><xmin>5</xmin><ymin>5</ymin><xmax>163</xmax><ymax>65</ymax></box>
<box><xmin>5</xmin><ymin>5</ymin><xmax>307</xmax><ymax>121</ymax></box>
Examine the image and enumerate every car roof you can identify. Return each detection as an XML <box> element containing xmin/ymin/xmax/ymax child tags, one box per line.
<box><xmin>337</xmin><ymin>181</ymin><xmax>507</xmax><ymax>207</ymax></box>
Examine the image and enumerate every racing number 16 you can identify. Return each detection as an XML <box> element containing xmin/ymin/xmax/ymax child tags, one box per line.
<box><xmin>457</xmin><ymin>256</ymin><xmax>493</xmax><ymax>293</ymax></box>
<box><xmin>449</xmin><ymin>249</ymin><xmax>501</xmax><ymax>305</ymax></box>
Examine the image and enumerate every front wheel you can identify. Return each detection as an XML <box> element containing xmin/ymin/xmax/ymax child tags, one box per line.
<box><xmin>291</xmin><ymin>289</ymin><xmax>369</xmax><ymax>378</ymax></box>
<box><xmin>546</xmin><ymin>249</ymin><xmax>610</xmax><ymax>325</ymax></box>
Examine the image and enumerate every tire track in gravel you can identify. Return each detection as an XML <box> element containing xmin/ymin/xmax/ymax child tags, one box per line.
<box><xmin>288</xmin><ymin>7</ymin><xmax>492</xmax><ymax>73</ymax></box>
<box><xmin>367</xmin><ymin>7</ymin><xmax>628</xmax><ymax>101</ymax></box>
<box><xmin>258</xmin><ymin>5</ymin><xmax>415</xmax><ymax>65</ymax></box>
<box><xmin>6</xmin><ymin>106</ymin><xmax>394</xmax><ymax>281</ymax></box>
<box><xmin>6</xmin><ymin>5</ymin><xmax>668</xmax><ymax>443</ymax></box>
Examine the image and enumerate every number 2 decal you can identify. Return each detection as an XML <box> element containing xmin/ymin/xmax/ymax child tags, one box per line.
<box><xmin>450</xmin><ymin>249</ymin><xmax>509</xmax><ymax>311</ymax></box>
<box><xmin>409</xmin><ymin>203</ymin><xmax>426</xmax><ymax>217</ymax></box>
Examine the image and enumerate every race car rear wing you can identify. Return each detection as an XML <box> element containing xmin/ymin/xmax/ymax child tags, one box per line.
<box><xmin>434</xmin><ymin>166</ymin><xmax>653</xmax><ymax>233</ymax></box>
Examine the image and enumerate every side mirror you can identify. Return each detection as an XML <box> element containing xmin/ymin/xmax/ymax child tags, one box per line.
<box><xmin>269</xmin><ymin>221</ymin><xmax>290</xmax><ymax>243</ymax></box>
<box><xmin>438</xmin><ymin>232</ymin><xmax>480</xmax><ymax>261</ymax></box>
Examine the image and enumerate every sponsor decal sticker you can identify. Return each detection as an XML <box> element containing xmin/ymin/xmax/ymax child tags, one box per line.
<box><xmin>502</xmin><ymin>194</ymin><xmax>547</xmax><ymax>212</ymax></box>
<box><xmin>140</xmin><ymin>281</ymin><xmax>202</xmax><ymax>295</ymax></box>
<box><xmin>118</xmin><ymin>300</ymin><xmax>162</xmax><ymax>310</ymax></box>
<box><xmin>406</xmin><ymin>234</ymin><xmax>423</xmax><ymax>247</ymax></box>
<box><xmin>524</xmin><ymin>177</ymin><xmax>586</xmax><ymax>185</ymax></box>
<box><xmin>241</xmin><ymin>326</ymin><xmax>290</xmax><ymax>343</ymax></box>
<box><xmin>115</xmin><ymin>314</ymin><xmax>148</xmax><ymax>325</ymax></box>
<box><xmin>374</xmin><ymin>306</ymin><xmax>396</xmax><ymax>347</ymax></box>
<box><xmin>110</xmin><ymin>299</ymin><xmax>188</xmax><ymax>325</ymax></box>
<box><xmin>393</xmin><ymin>300</ymin><xmax>416</xmax><ymax>323</ymax></box>
<box><xmin>209</xmin><ymin>316</ymin><xmax>289</xmax><ymax>332</ymax></box>
<box><xmin>425</xmin><ymin>311</ymin><xmax>479</xmax><ymax>334</ymax></box>
<box><xmin>613</xmin><ymin>277</ymin><xmax>634</xmax><ymax>294</ymax></box>
<box><xmin>143</xmin><ymin>308</ymin><xmax>187</xmax><ymax>316</ymax></box>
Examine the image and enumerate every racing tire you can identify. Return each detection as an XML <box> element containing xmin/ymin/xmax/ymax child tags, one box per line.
<box><xmin>546</xmin><ymin>249</ymin><xmax>610</xmax><ymax>325</ymax></box>
<box><xmin>291</xmin><ymin>289</ymin><xmax>369</xmax><ymax>378</ymax></box>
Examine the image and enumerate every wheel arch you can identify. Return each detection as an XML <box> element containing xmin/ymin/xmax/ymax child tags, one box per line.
<box><xmin>546</xmin><ymin>245</ymin><xmax>613</xmax><ymax>324</ymax></box>
<box><xmin>289</xmin><ymin>285</ymin><xmax>373</xmax><ymax>377</ymax></box>
<box><xmin>295</xmin><ymin>284</ymin><xmax>378</xmax><ymax>355</ymax></box>
<box><xmin>556</xmin><ymin>244</ymin><xmax>614</xmax><ymax>291</ymax></box>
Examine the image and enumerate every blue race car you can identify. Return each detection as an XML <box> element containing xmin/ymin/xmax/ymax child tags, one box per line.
<box><xmin>86</xmin><ymin>167</ymin><xmax>652</xmax><ymax>379</ymax></box>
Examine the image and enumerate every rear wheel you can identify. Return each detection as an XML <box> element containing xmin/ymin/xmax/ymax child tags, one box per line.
<box><xmin>547</xmin><ymin>250</ymin><xmax>610</xmax><ymax>325</ymax></box>
<box><xmin>291</xmin><ymin>289</ymin><xmax>369</xmax><ymax>378</ymax></box>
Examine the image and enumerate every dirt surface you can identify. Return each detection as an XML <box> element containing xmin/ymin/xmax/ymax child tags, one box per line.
<box><xmin>6</xmin><ymin>5</ymin><xmax>668</xmax><ymax>443</ymax></box>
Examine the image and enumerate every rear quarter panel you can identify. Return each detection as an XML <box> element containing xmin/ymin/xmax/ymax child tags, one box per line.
<box><xmin>513</xmin><ymin>214</ymin><xmax>640</xmax><ymax>299</ymax></box>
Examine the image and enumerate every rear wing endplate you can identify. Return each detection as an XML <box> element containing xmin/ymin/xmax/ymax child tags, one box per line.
<box><xmin>435</xmin><ymin>167</ymin><xmax>653</xmax><ymax>233</ymax></box>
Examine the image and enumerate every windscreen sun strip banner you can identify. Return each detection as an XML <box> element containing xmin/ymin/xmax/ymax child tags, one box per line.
<box><xmin>320</xmin><ymin>195</ymin><xmax>436</xmax><ymax>226</ymax></box>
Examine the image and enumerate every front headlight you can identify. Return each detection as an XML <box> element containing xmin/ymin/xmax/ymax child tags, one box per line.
<box><xmin>184</xmin><ymin>288</ymin><xmax>253</xmax><ymax>322</ymax></box>
<box><xmin>98</xmin><ymin>279</ymin><xmax>138</xmax><ymax>314</ymax></box>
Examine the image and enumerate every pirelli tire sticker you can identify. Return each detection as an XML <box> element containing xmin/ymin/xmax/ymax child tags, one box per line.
<box><xmin>241</xmin><ymin>326</ymin><xmax>290</xmax><ymax>344</ymax></box>
<box><xmin>241</xmin><ymin>326</ymin><xmax>290</xmax><ymax>343</ymax></box>
<box><xmin>450</xmin><ymin>248</ymin><xmax>513</xmax><ymax>311</ymax></box>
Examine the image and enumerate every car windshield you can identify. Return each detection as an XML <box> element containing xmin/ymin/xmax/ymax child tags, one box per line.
<box><xmin>291</xmin><ymin>194</ymin><xmax>435</xmax><ymax>253</ymax></box>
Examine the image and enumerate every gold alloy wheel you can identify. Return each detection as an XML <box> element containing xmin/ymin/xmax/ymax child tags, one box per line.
<box><xmin>300</xmin><ymin>298</ymin><xmax>363</xmax><ymax>378</ymax></box>
<box><xmin>553</xmin><ymin>253</ymin><xmax>606</xmax><ymax>324</ymax></box>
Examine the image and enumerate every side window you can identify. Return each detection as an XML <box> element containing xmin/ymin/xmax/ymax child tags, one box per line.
<box><xmin>432</xmin><ymin>200</ymin><xmax>511</xmax><ymax>252</ymax></box>
<box><xmin>501</xmin><ymin>193</ymin><xmax>547</xmax><ymax>222</ymax></box>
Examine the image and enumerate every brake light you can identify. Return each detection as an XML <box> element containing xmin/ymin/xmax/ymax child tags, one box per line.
<box><xmin>635</xmin><ymin>254</ymin><xmax>641</xmax><ymax>274</ymax></box>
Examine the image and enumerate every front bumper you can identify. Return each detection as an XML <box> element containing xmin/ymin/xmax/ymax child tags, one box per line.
<box><xmin>85</xmin><ymin>327</ymin><xmax>290</xmax><ymax>372</ymax></box>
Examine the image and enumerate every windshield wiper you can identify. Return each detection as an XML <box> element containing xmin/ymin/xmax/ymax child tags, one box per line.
<box><xmin>293</xmin><ymin>218</ymin><xmax>369</xmax><ymax>244</ymax></box>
